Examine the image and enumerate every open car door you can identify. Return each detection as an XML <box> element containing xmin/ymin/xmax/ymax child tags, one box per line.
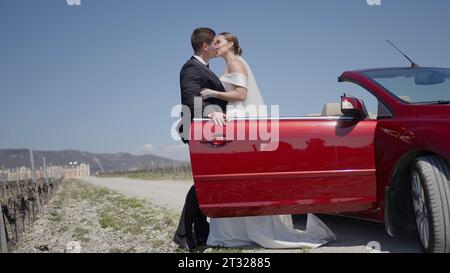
<box><xmin>189</xmin><ymin>116</ymin><xmax>377</xmax><ymax>218</ymax></box>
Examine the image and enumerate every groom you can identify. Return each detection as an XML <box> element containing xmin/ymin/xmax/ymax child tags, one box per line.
<box><xmin>173</xmin><ymin>27</ymin><xmax>227</xmax><ymax>250</ymax></box>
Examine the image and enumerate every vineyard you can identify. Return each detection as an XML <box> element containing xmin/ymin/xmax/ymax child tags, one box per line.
<box><xmin>0</xmin><ymin>176</ymin><xmax>63</xmax><ymax>252</ymax></box>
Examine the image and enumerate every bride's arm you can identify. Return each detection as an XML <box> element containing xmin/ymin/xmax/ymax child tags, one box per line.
<box><xmin>204</xmin><ymin>85</ymin><xmax>247</xmax><ymax>102</ymax></box>
<box><xmin>201</xmin><ymin>61</ymin><xmax>248</xmax><ymax>102</ymax></box>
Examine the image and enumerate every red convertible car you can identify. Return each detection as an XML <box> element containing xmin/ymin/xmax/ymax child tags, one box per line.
<box><xmin>188</xmin><ymin>67</ymin><xmax>450</xmax><ymax>253</ymax></box>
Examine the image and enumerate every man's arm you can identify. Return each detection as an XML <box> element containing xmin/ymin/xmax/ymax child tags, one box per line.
<box><xmin>180</xmin><ymin>65</ymin><xmax>204</xmax><ymax>119</ymax></box>
<box><xmin>180</xmin><ymin>65</ymin><xmax>224</xmax><ymax>121</ymax></box>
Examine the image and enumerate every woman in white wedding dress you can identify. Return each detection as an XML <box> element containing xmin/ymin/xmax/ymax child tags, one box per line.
<box><xmin>199</xmin><ymin>32</ymin><xmax>336</xmax><ymax>249</ymax></box>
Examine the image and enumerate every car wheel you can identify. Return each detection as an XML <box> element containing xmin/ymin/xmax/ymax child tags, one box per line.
<box><xmin>411</xmin><ymin>155</ymin><xmax>450</xmax><ymax>253</ymax></box>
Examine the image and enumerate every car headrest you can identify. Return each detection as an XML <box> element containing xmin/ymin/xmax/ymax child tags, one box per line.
<box><xmin>399</xmin><ymin>96</ymin><xmax>412</xmax><ymax>102</ymax></box>
<box><xmin>321</xmin><ymin>102</ymin><xmax>343</xmax><ymax>116</ymax></box>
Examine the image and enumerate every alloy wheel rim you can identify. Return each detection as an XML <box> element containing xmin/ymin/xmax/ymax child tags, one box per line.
<box><xmin>411</xmin><ymin>171</ymin><xmax>430</xmax><ymax>249</ymax></box>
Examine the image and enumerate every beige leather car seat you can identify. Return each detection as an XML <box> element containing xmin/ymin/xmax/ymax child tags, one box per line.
<box><xmin>321</xmin><ymin>102</ymin><xmax>343</xmax><ymax>116</ymax></box>
<box><xmin>321</xmin><ymin>101</ymin><xmax>378</xmax><ymax>119</ymax></box>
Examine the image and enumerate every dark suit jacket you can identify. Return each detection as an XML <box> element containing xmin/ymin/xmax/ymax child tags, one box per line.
<box><xmin>178</xmin><ymin>57</ymin><xmax>226</xmax><ymax>143</ymax></box>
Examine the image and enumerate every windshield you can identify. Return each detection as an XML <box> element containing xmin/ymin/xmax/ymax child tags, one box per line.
<box><xmin>362</xmin><ymin>68</ymin><xmax>450</xmax><ymax>103</ymax></box>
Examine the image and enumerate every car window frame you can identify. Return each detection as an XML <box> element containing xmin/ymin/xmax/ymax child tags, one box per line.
<box><xmin>339</xmin><ymin>77</ymin><xmax>395</xmax><ymax>120</ymax></box>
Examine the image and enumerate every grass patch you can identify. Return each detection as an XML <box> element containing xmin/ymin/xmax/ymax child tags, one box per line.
<box><xmin>48</xmin><ymin>211</ymin><xmax>62</xmax><ymax>222</ymax></box>
<box><xmin>98</xmin><ymin>168</ymin><xmax>193</xmax><ymax>181</ymax></box>
<box><xmin>109</xmin><ymin>247</ymin><xmax>136</xmax><ymax>253</ymax></box>
<box><xmin>209</xmin><ymin>247</ymin><xmax>244</xmax><ymax>253</ymax></box>
<box><xmin>73</xmin><ymin>227</ymin><xmax>90</xmax><ymax>243</ymax></box>
<box><xmin>98</xmin><ymin>210</ymin><xmax>120</xmax><ymax>231</ymax></box>
<box><xmin>57</xmin><ymin>225</ymin><xmax>69</xmax><ymax>233</ymax></box>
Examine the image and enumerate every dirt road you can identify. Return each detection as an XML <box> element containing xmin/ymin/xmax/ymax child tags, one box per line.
<box><xmin>80</xmin><ymin>176</ymin><xmax>192</xmax><ymax>212</ymax></box>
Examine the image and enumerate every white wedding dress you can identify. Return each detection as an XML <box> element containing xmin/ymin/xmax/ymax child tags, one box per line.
<box><xmin>206</xmin><ymin>56</ymin><xmax>337</xmax><ymax>249</ymax></box>
<box><xmin>220</xmin><ymin>57</ymin><xmax>267</xmax><ymax>119</ymax></box>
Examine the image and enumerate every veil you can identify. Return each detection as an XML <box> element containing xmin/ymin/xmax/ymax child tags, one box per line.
<box><xmin>236</xmin><ymin>56</ymin><xmax>268</xmax><ymax>117</ymax></box>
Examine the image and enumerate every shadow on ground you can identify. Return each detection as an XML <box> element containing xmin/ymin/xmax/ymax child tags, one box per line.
<box><xmin>293</xmin><ymin>214</ymin><xmax>423</xmax><ymax>253</ymax></box>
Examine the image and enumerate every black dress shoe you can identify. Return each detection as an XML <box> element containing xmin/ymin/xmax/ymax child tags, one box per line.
<box><xmin>173</xmin><ymin>233</ymin><xmax>196</xmax><ymax>250</ymax></box>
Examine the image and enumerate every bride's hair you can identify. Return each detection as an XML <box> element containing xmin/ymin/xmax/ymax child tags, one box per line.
<box><xmin>219</xmin><ymin>32</ymin><xmax>243</xmax><ymax>56</ymax></box>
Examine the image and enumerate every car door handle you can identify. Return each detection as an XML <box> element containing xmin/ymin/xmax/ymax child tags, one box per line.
<box><xmin>200</xmin><ymin>137</ymin><xmax>232</xmax><ymax>147</ymax></box>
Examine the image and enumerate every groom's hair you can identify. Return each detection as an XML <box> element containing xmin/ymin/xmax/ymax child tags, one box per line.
<box><xmin>191</xmin><ymin>27</ymin><xmax>216</xmax><ymax>54</ymax></box>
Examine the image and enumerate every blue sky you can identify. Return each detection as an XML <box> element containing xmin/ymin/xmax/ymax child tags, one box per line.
<box><xmin>1</xmin><ymin>0</ymin><xmax>450</xmax><ymax>160</ymax></box>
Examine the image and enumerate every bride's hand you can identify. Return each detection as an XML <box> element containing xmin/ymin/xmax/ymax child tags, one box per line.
<box><xmin>200</xmin><ymin>88</ymin><xmax>218</xmax><ymax>99</ymax></box>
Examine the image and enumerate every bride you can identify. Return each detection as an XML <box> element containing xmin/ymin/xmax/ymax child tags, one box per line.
<box><xmin>199</xmin><ymin>32</ymin><xmax>336</xmax><ymax>249</ymax></box>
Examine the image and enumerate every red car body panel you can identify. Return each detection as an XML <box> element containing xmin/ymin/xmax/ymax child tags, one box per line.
<box><xmin>190</xmin><ymin>118</ymin><xmax>378</xmax><ymax>218</ymax></box>
<box><xmin>189</xmin><ymin>67</ymin><xmax>450</xmax><ymax>223</ymax></box>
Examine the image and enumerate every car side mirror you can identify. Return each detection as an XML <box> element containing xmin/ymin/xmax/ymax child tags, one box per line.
<box><xmin>341</xmin><ymin>94</ymin><xmax>368</xmax><ymax>118</ymax></box>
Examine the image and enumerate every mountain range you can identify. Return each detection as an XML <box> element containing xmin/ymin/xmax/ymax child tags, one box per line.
<box><xmin>0</xmin><ymin>149</ymin><xmax>187</xmax><ymax>174</ymax></box>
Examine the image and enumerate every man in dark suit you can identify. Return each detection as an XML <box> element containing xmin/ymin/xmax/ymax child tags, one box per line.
<box><xmin>173</xmin><ymin>27</ymin><xmax>227</xmax><ymax>250</ymax></box>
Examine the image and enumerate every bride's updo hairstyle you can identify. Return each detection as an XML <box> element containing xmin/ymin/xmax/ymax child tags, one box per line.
<box><xmin>219</xmin><ymin>32</ymin><xmax>243</xmax><ymax>56</ymax></box>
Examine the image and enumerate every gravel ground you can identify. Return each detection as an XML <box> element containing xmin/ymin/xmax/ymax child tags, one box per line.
<box><xmin>13</xmin><ymin>179</ymin><xmax>181</xmax><ymax>253</ymax></box>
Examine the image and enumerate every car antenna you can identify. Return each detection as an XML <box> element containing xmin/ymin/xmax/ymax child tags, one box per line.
<box><xmin>387</xmin><ymin>40</ymin><xmax>420</xmax><ymax>68</ymax></box>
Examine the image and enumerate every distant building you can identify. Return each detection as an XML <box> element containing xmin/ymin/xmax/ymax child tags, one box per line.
<box><xmin>63</xmin><ymin>163</ymin><xmax>90</xmax><ymax>178</ymax></box>
<box><xmin>1</xmin><ymin>165</ymin><xmax>65</xmax><ymax>181</ymax></box>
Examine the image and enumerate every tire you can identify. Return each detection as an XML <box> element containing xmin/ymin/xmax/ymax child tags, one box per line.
<box><xmin>411</xmin><ymin>155</ymin><xmax>450</xmax><ymax>253</ymax></box>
